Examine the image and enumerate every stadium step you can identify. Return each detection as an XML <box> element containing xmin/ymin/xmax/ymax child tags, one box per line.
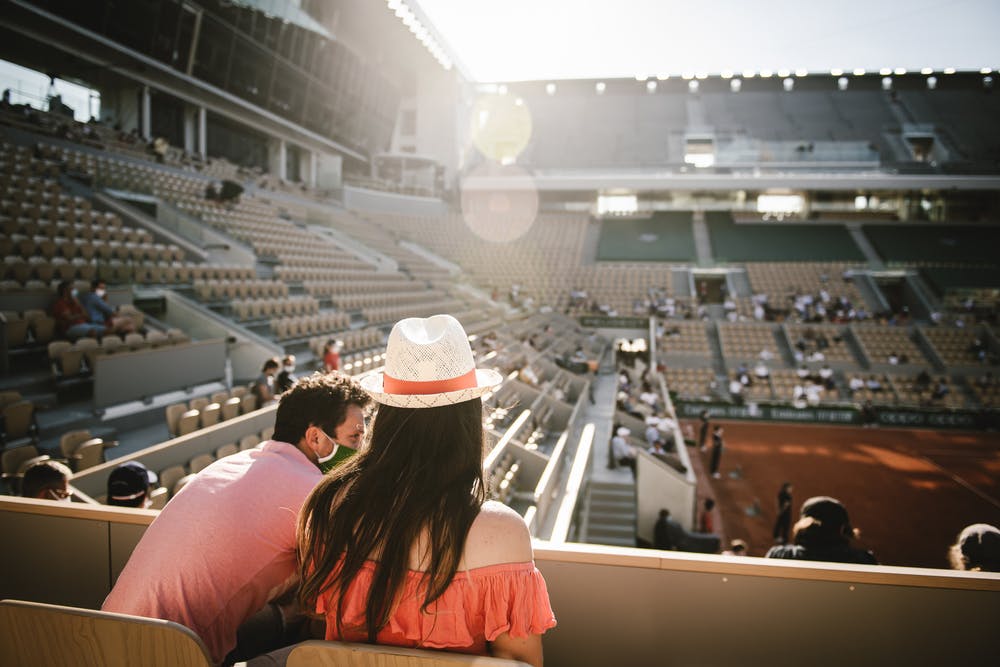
<box><xmin>582</xmin><ymin>480</ymin><xmax>637</xmax><ymax>547</ymax></box>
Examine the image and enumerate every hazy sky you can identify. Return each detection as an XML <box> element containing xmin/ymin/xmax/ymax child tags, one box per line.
<box><xmin>415</xmin><ymin>0</ymin><xmax>1000</xmax><ymax>82</ymax></box>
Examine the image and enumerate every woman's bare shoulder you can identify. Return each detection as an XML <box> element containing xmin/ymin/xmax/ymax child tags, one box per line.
<box><xmin>462</xmin><ymin>500</ymin><xmax>533</xmax><ymax>569</ymax></box>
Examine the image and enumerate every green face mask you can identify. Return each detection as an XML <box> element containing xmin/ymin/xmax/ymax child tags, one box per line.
<box><xmin>316</xmin><ymin>436</ymin><xmax>357</xmax><ymax>474</ymax></box>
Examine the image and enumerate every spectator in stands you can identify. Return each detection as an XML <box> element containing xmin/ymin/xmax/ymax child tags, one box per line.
<box><xmin>698</xmin><ymin>498</ymin><xmax>716</xmax><ymax>533</ymax></box>
<box><xmin>819</xmin><ymin>364</ymin><xmax>835</xmax><ymax>391</ymax></box>
<box><xmin>654</xmin><ymin>508</ymin><xmax>684</xmax><ymax>550</ymax></box>
<box><xmin>722</xmin><ymin>539</ymin><xmax>748</xmax><ymax>556</ymax></box>
<box><xmin>754</xmin><ymin>359</ymin><xmax>770</xmax><ymax>380</ymax></box>
<box><xmin>866</xmin><ymin>375</ymin><xmax>883</xmax><ymax>393</ymax></box>
<box><xmin>887</xmin><ymin>351</ymin><xmax>900</xmax><ymax>365</ymax></box>
<box><xmin>765</xmin><ymin>496</ymin><xmax>877</xmax><ymax>565</ymax></box>
<box><xmin>51</xmin><ymin>280</ymin><xmax>104</xmax><ymax>341</ymax></box>
<box><xmin>728</xmin><ymin>375</ymin><xmax>744</xmax><ymax>405</ymax></box>
<box><xmin>253</xmin><ymin>358</ymin><xmax>281</xmax><ymax>407</ymax></box>
<box><xmin>709</xmin><ymin>425</ymin><xmax>725</xmax><ymax>479</ymax></box>
<box><xmin>698</xmin><ymin>410</ymin><xmax>710</xmax><ymax>451</ymax></box>
<box><xmin>21</xmin><ymin>459</ymin><xmax>73</xmax><ymax>501</ymax></box>
<box><xmin>644</xmin><ymin>417</ymin><xmax>661</xmax><ymax>448</ymax></box>
<box><xmin>848</xmin><ymin>375</ymin><xmax>865</xmax><ymax>396</ymax></box>
<box><xmin>773</xmin><ymin>482</ymin><xmax>794</xmax><ymax>545</ymax></box>
<box><xmin>949</xmin><ymin>523</ymin><xmax>1000</xmax><ymax>573</ymax></box>
<box><xmin>612</xmin><ymin>426</ymin><xmax>637</xmax><ymax>478</ymax></box>
<box><xmin>102</xmin><ymin>372</ymin><xmax>371</xmax><ymax>665</ymax></box>
<box><xmin>322</xmin><ymin>339</ymin><xmax>343</xmax><ymax>373</ymax></box>
<box><xmin>275</xmin><ymin>355</ymin><xmax>297</xmax><ymax>394</ymax></box>
<box><xmin>79</xmin><ymin>279</ymin><xmax>136</xmax><ymax>336</ymax></box>
<box><xmin>106</xmin><ymin>461</ymin><xmax>158</xmax><ymax>508</ymax></box>
<box><xmin>296</xmin><ymin>314</ymin><xmax>555</xmax><ymax>667</ymax></box>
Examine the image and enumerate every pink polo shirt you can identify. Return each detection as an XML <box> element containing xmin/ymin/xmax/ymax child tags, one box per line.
<box><xmin>102</xmin><ymin>441</ymin><xmax>321</xmax><ymax>664</ymax></box>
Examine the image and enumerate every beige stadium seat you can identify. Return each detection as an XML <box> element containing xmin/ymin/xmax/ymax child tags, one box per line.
<box><xmin>188</xmin><ymin>453</ymin><xmax>215</xmax><ymax>474</ymax></box>
<box><xmin>199</xmin><ymin>402</ymin><xmax>221</xmax><ymax>428</ymax></box>
<box><xmin>172</xmin><ymin>473</ymin><xmax>196</xmax><ymax>496</ymax></box>
<box><xmin>210</xmin><ymin>390</ymin><xmax>230</xmax><ymax>404</ymax></box>
<box><xmin>215</xmin><ymin>443</ymin><xmax>239</xmax><ymax>459</ymax></box>
<box><xmin>177</xmin><ymin>409</ymin><xmax>200</xmax><ymax>436</ymax></box>
<box><xmin>58</xmin><ymin>429</ymin><xmax>93</xmax><ymax>460</ymax></box>
<box><xmin>239</xmin><ymin>434</ymin><xmax>260</xmax><ymax>451</ymax></box>
<box><xmin>240</xmin><ymin>393</ymin><xmax>257</xmax><ymax>414</ymax></box>
<box><xmin>148</xmin><ymin>486</ymin><xmax>169</xmax><ymax>509</ymax></box>
<box><xmin>158</xmin><ymin>465</ymin><xmax>186</xmax><ymax>495</ymax></box>
<box><xmin>0</xmin><ymin>599</ymin><xmax>213</xmax><ymax>667</ymax></box>
<box><xmin>71</xmin><ymin>437</ymin><xmax>117</xmax><ymax>472</ymax></box>
<box><xmin>283</xmin><ymin>640</ymin><xmax>531</xmax><ymax>667</ymax></box>
<box><xmin>189</xmin><ymin>396</ymin><xmax>210</xmax><ymax>413</ymax></box>
<box><xmin>165</xmin><ymin>403</ymin><xmax>187</xmax><ymax>437</ymax></box>
<box><xmin>221</xmin><ymin>396</ymin><xmax>242</xmax><ymax>421</ymax></box>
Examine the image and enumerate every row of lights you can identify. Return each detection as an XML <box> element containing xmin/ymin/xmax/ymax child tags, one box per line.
<box><xmin>537</xmin><ymin>68</ymin><xmax>995</xmax><ymax>96</ymax></box>
<box><xmin>386</xmin><ymin>0</ymin><xmax>452</xmax><ymax>70</ymax></box>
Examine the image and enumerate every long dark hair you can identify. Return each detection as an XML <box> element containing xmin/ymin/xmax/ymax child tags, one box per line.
<box><xmin>297</xmin><ymin>397</ymin><xmax>487</xmax><ymax>641</ymax></box>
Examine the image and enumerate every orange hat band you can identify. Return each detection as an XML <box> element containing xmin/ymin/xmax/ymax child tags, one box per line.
<box><xmin>383</xmin><ymin>369</ymin><xmax>477</xmax><ymax>395</ymax></box>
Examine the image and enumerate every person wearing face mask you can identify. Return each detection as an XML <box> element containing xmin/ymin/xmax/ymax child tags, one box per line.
<box><xmin>21</xmin><ymin>460</ymin><xmax>74</xmax><ymax>501</ymax></box>
<box><xmin>102</xmin><ymin>373</ymin><xmax>371</xmax><ymax>666</ymax></box>
<box><xmin>51</xmin><ymin>280</ymin><xmax>104</xmax><ymax>341</ymax></box>
<box><xmin>79</xmin><ymin>279</ymin><xmax>137</xmax><ymax>336</ymax></box>
<box><xmin>275</xmin><ymin>355</ymin><xmax>298</xmax><ymax>394</ymax></box>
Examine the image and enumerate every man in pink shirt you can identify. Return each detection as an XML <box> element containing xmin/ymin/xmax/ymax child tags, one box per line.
<box><xmin>102</xmin><ymin>373</ymin><xmax>370</xmax><ymax>665</ymax></box>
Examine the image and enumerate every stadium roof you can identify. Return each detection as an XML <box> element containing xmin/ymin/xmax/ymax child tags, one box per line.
<box><xmin>414</xmin><ymin>0</ymin><xmax>1000</xmax><ymax>83</ymax></box>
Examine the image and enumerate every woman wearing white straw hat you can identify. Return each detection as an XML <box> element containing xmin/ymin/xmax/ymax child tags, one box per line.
<box><xmin>297</xmin><ymin>315</ymin><xmax>556</xmax><ymax>666</ymax></box>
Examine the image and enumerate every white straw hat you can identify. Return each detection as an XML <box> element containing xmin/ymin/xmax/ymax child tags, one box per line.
<box><xmin>361</xmin><ymin>314</ymin><xmax>503</xmax><ymax>408</ymax></box>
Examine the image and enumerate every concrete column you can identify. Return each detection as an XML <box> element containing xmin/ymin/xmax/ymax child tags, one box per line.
<box><xmin>197</xmin><ymin>106</ymin><xmax>207</xmax><ymax>159</ymax></box>
<box><xmin>141</xmin><ymin>86</ymin><xmax>152</xmax><ymax>140</ymax></box>
<box><xmin>183</xmin><ymin>106</ymin><xmax>196</xmax><ymax>154</ymax></box>
<box><xmin>268</xmin><ymin>138</ymin><xmax>287</xmax><ymax>181</ymax></box>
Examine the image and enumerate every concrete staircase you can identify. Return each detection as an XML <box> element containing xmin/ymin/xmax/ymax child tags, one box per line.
<box><xmin>692</xmin><ymin>210</ymin><xmax>713</xmax><ymax>265</ymax></box>
<box><xmin>581</xmin><ymin>480</ymin><xmax>636</xmax><ymax>547</ymax></box>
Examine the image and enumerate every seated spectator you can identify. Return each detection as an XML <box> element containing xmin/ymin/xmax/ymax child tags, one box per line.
<box><xmin>654</xmin><ymin>508</ymin><xmax>684</xmax><ymax>550</ymax></box>
<box><xmin>322</xmin><ymin>340</ymin><xmax>343</xmax><ymax>373</ymax></box>
<box><xmin>103</xmin><ymin>373</ymin><xmax>370</xmax><ymax>664</ymax></box>
<box><xmin>296</xmin><ymin>315</ymin><xmax>554</xmax><ymax>666</ymax></box>
<box><xmin>765</xmin><ymin>496</ymin><xmax>877</xmax><ymax>565</ymax></box>
<box><xmin>728</xmin><ymin>375</ymin><xmax>744</xmax><ymax>405</ymax></box>
<box><xmin>52</xmin><ymin>280</ymin><xmax>104</xmax><ymax>340</ymax></box>
<box><xmin>722</xmin><ymin>539</ymin><xmax>748</xmax><ymax>556</ymax></box>
<box><xmin>932</xmin><ymin>378</ymin><xmax>950</xmax><ymax>401</ymax></box>
<box><xmin>698</xmin><ymin>498</ymin><xmax>716</xmax><ymax>534</ymax></box>
<box><xmin>275</xmin><ymin>355</ymin><xmax>297</xmax><ymax>394</ymax></box>
<box><xmin>107</xmin><ymin>461</ymin><xmax>158</xmax><ymax>508</ymax></box>
<box><xmin>887</xmin><ymin>351</ymin><xmax>899</xmax><ymax>365</ymax></box>
<box><xmin>612</xmin><ymin>427</ymin><xmax>637</xmax><ymax>477</ymax></box>
<box><xmin>79</xmin><ymin>279</ymin><xmax>136</xmax><ymax>335</ymax></box>
<box><xmin>949</xmin><ymin>523</ymin><xmax>1000</xmax><ymax>573</ymax></box>
<box><xmin>916</xmin><ymin>369</ymin><xmax>932</xmax><ymax>388</ymax></box>
<box><xmin>754</xmin><ymin>360</ymin><xmax>770</xmax><ymax>379</ymax></box>
<box><xmin>21</xmin><ymin>460</ymin><xmax>73</xmax><ymax>501</ymax></box>
<box><xmin>866</xmin><ymin>375</ymin><xmax>883</xmax><ymax>392</ymax></box>
<box><xmin>796</xmin><ymin>364</ymin><xmax>810</xmax><ymax>380</ymax></box>
<box><xmin>848</xmin><ymin>375</ymin><xmax>865</xmax><ymax>395</ymax></box>
<box><xmin>253</xmin><ymin>358</ymin><xmax>281</xmax><ymax>407</ymax></box>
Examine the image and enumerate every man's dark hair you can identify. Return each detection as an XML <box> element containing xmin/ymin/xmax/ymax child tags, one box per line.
<box><xmin>22</xmin><ymin>460</ymin><xmax>71</xmax><ymax>499</ymax></box>
<box><xmin>272</xmin><ymin>372</ymin><xmax>370</xmax><ymax>445</ymax></box>
<box><xmin>91</xmin><ymin>278</ymin><xmax>105</xmax><ymax>290</ymax></box>
<box><xmin>263</xmin><ymin>358</ymin><xmax>280</xmax><ymax>372</ymax></box>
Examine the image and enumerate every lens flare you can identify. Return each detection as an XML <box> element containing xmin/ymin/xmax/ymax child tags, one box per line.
<box><xmin>460</xmin><ymin>163</ymin><xmax>539</xmax><ymax>243</ymax></box>
<box><xmin>469</xmin><ymin>94</ymin><xmax>533</xmax><ymax>163</ymax></box>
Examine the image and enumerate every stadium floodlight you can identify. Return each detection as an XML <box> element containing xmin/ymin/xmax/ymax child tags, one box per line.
<box><xmin>855</xmin><ymin>195</ymin><xmax>867</xmax><ymax>210</ymax></box>
<box><xmin>985</xmin><ymin>76</ymin><xmax>994</xmax><ymax>89</ymax></box>
<box><xmin>921</xmin><ymin>67</ymin><xmax>933</xmax><ymax>75</ymax></box>
<box><xmin>646</xmin><ymin>80</ymin><xmax>657</xmax><ymax>93</ymax></box>
<box><xmin>882</xmin><ymin>77</ymin><xmax>893</xmax><ymax>90</ymax></box>
<box><xmin>688</xmin><ymin>80</ymin><xmax>700</xmax><ymax>93</ymax></box>
<box><xmin>795</xmin><ymin>68</ymin><xmax>808</xmax><ymax>77</ymax></box>
<box><xmin>695</xmin><ymin>72</ymin><xmax>708</xmax><ymax>80</ymax></box>
<box><xmin>545</xmin><ymin>83</ymin><xmax>556</xmax><ymax>96</ymax></box>
<box><xmin>742</xmin><ymin>69</ymin><xmax>756</xmax><ymax>78</ymax></box>
<box><xmin>720</xmin><ymin>70</ymin><xmax>734</xmax><ymax>79</ymax></box>
<box><xmin>777</xmin><ymin>68</ymin><xmax>790</xmax><ymax>78</ymax></box>
<box><xmin>757</xmin><ymin>194</ymin><xmax>804</xmax><ymax>215</ymax></box>
<box><xmin>595</xmin><ymin>81</ymin><xmax>606</xmax><ymax>94</ymax></box>
<box><xmin>656</xmin><ymin>73</ymin><xmax>670</xmax><ymax>80</ymax></box>
<box><xmin>894</xmin><ymin>68</ymin><xmax>907</xmax><ymax>76</ymax></box>
<box><xmin>634</xmin><ymin>74</ymin><xmax>648</xmax><ymax>81</ymax></box>
<box><xmin>926</xmin><ymin>76</ymin><xmax>937</xmax><ymax>90</ymax></box>
<box><xmin>782</xmin><ymin>77</ymin><xmax>794</xmax><ymax>92</ymax></box>
<box><xmin>943</xmin><ymin>67</ymin><xmax>956</xmax><ymax>74</ymax></box>
<box><xmin>830</xmin><ymin>68</ymin><xmax>844</xmax><ymax>76</ymax></box>
<box><xmin>879</xmin><ymin>67</ymin><xmax>892</xmax><ymax>76</ymax></box>
<box><xmin>981</xmin><ymin>67</ymin><xmax>993</xmax><ymax>74</ymax></box>
<box><xmin>730</xmin><ymin>78</ymin><xmax>742</xmax><ymax>92</ymax></box>
<box><xmin>681</xmin><ymin>72</ymin><xmax>694</xmax><ymax>80</ymax></box>
<box><xmin>838</xmin><ymin>77</ymin><xmax>849</xmax><ymax>91</ymax></box>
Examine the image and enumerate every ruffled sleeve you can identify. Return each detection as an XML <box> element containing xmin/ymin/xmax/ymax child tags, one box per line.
<box><xmin>477</xmin><ymin>562</ymin><xmax>557</xmax><ymax>642</ymax></box>
<box><xmin>318</xmin><ymin>560</ymin><xmax>556</xmax><ymax>653</ymax></box>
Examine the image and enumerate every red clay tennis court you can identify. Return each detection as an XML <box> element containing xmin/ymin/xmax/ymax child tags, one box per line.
<box><xmin>685</xmin><ymin>420</ymin><xmax>1000</xmax><ymax>569</ymax></box>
